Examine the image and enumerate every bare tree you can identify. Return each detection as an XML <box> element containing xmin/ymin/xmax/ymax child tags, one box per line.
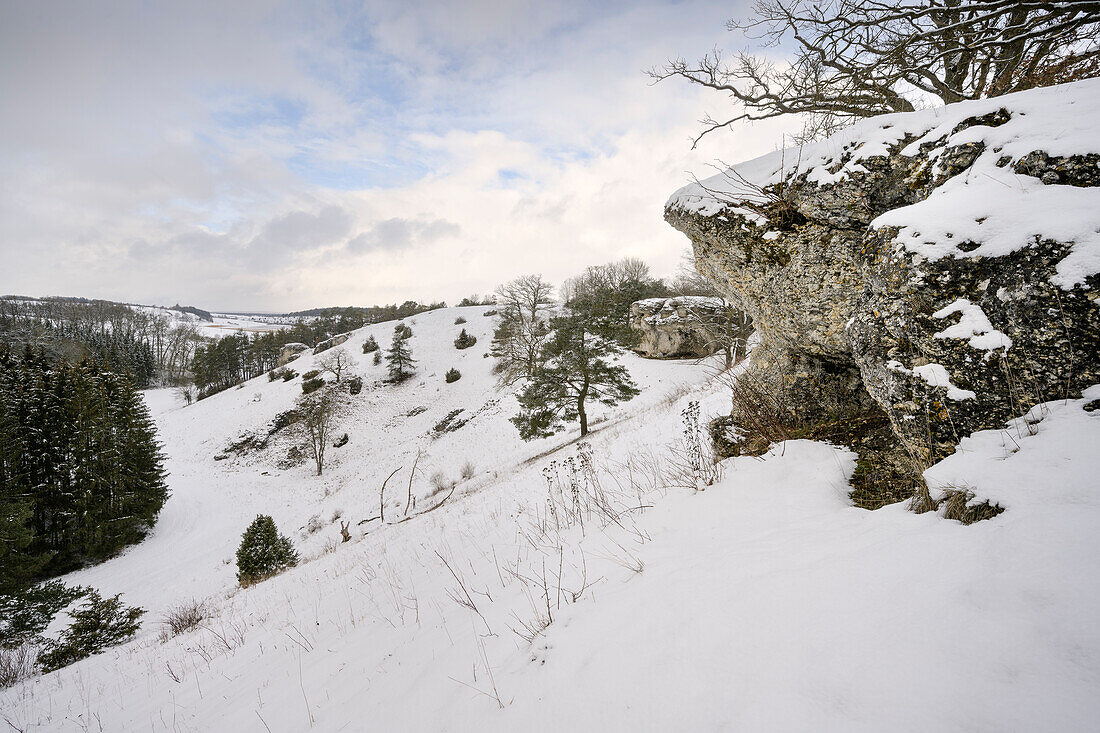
<box><xmin>491</xmin><ymin>275</ymin><xmax>556</xmax><ymax>385</ymax></box>
<box><xmin>316</xmin><ymin>348</ymin><xmax>352</xmax><ymax>384</ymax></box>
<box><xmin>297</xmin><ymin>387</ymin><xmax>338</xmax><ymax>475</ymax></box>
<box><xmin>651</xmin><ymin>0</ymin><xmax>1100</xmax><ymax>145</ymax></box>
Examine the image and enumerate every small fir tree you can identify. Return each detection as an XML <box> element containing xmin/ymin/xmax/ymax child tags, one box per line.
<box><xmin>361</xmin><ymin>336</ymin><xmax>379</xmax><ymax>354</ymax></box>
<box><xmin>385</xmin><ymin>330</ymin><xmax>416</xmax><ymax>383</ymax></box>
<box><xmin>236</xmin><ymin>515</ymin><xmax>298</xmax><ymax>586</ymax></box>
<box><xmin>453</xmin><ymin>329</ymin><xmax>477</xmax><ymax>350</ymax></box>
<box><xmin>445</xmin><ymin>368</ymin><xmax>461</xmax><ymax>383</ymax></box>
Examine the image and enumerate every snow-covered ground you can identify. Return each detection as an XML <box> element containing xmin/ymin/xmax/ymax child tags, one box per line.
<box><xmin>3</xmin><ymin>306</ymin><xmax>1099</xmax><ymax>731</ymax></box>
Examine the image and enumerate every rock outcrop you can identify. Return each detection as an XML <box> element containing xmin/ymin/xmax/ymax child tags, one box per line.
<box><xmin>666</xmin><ymin>79</ymin><xmax>1100</xmax><ymax>503</ymax></box>
<box><xmin>630</xmin><ymin>296</ymin><xmax>733</xmax><ymax>358</ymax></box>
<box><xmin>313</xmin><ymin>333</ymin><xmax>349</xmax><ymax>355</ymax></box>
<box><xmin>277</xmin><ymin>343</ymin><xmax>309</xmax><ymax>366</ymax></box>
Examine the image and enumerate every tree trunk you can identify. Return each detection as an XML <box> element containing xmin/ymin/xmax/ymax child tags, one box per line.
<box><xmin>578</xmin><ymin>395</ymin><xmax>588</xmax><ymax>436</ymax></box>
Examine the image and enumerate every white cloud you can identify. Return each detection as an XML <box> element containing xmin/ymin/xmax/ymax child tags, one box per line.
<box><xmin>0</xmin><ymin>0</ymin><xmax>797</xmax><ymax>311</ymax></box>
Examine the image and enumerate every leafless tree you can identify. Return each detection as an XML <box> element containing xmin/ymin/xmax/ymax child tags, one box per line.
<box><xmin>297</xmin><ymin>387</ymin><xmax>338</xmax><ymax>475</ymax></box>
<box><xmin>651</xmin><ymin>0</ymin><xmax>1100</xmax><ymax>145</ymax></box>
<box><xmin>316</xmin><ymin>348</ymin><xmax>352</xmax><ymax>384</ymax></box>
<box><xmin>491</xmin><ymin>274</ymin><xmax>556</xmax><ymax>385</ymax></box>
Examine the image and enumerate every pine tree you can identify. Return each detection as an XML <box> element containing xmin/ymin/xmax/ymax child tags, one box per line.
<box><xmin>385</xmin><ymin>330</ymin><xmax>416</xmax><ymax>383</ymax></box>
<box><xmin>453</xmin><ymin>329</ymin><xmax>477</xmax><ymax>350</ymax></box>
<box><xmin>236</xmin><ymin>515</ymin><xmax>298</xmax><ymax>586</ymax></box>
<box><xmin>511</xmin><ymin>314</ymin><xmax>640</xmax><ymax>439</ymax></box>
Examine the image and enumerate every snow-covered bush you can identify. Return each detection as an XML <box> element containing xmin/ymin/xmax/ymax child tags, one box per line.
<box><xmin>347</xmin><ymin>376</ymin><xmax>363</xmax><ymax>395</ymax></box>
<box><xmin>301</xmin><ymin>377</ymin><xmax>324</xmax><ymax>394</ymax></box>
<box><xmin>454</xmin><ymin>316</ymin><xmax>467</xmax><ymax>324</ymax></box>
<box><xmin>445</xmin><ymin>368</ymin><xmax>461</xmax><ymax>383</ymax></box>
<box><xmin>235</xmin><ymin>515</ymin><xmax>298</xmax><ymax>587</ymax></box>
<box><xmin>361</xmin><ymin>335</ymin><xmax>379</xmax><ymax>354</ymax></box>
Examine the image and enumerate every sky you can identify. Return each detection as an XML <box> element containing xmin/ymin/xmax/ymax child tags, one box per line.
<box><xmin>0</xmin><ymin>0</ymin><xmax>799</xmax><ymax>312</ymax></box>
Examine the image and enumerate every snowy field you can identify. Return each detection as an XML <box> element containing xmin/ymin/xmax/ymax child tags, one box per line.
<box><xmin>2</xmin><ymin>306</ymin><xmax>1099</xmax><ymax>731</ymax></box>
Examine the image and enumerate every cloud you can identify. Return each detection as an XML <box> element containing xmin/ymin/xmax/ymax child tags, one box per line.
<box><xmin>0</xmin><ymin>0</ymin><xmax>798</xmax><ymax>311</ymax></box>
<box><xmin>346</xmin><ymin>218</ymin><xmax>461</xmax><ymax>254</ymax></box>
<box><xmin>246</xmin><ymin>205</ymin><xmax>352</xmax><ymax>263</ymax></box>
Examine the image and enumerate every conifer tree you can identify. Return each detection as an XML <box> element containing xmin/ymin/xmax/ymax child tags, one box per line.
<box><xmin>385</xmin><ymin>330</ymin><xmax>416</xmax><ymax>383</ymax></box>
<box><xmin>512</xmin><ymin>314</ymin><xmax>640</xmax><ymax>439</ymax></box>
<box><xmin>0</xmin><ymin>348</ymin><xmax>168</xmax><ymax>584</ymax></box>
<box><xmin>236</xmin><ymin>515</ymin><xmax>298</xmax><ymax>586</ymax></box>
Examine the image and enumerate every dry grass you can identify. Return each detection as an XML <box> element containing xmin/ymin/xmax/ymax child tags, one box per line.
<box><xmin>0</xmin><ymin>643</ymin><xmax>37</xmax><ymax>688</ymax></box>
<box><xmin>910</xmin><ymin>483</ymin><xmax>1004</xmax><ymax>525</ymax></box>
<box><xmin>160</xmin><ymin>599</ymin><xmax>210</xmax><ymax>641</ymax></box>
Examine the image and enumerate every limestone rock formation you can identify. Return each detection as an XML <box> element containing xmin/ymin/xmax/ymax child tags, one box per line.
<box><xmin>630</xmin><ymin>296</ymin><xmax>728</xmax><ymax>358</ymax></box>
<box><xmin>277</xmin><ymin>343</ymin><xmax>309</xmax><ymax>366</ymax></box>
<box><xmin>666</xmin><ymin>79</ymin><xmax>1100</xmax><ymax>503</ymax></box>
<box><xmin>312</xmin><ymin>333</ymin><xmax>349</xmax><ymax>355</ymax></box>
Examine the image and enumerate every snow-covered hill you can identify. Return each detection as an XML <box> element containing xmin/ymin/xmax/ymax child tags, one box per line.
<box><xmin>3</xmin><ymin>306</ymin><xmax>1099</xmax><ymax>731</ymax></box>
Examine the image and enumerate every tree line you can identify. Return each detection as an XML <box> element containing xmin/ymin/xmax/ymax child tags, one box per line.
<box><xmin>0</xmin><ymin>348</ymin><xmax>168</xmax><ymax>593</ymax></box>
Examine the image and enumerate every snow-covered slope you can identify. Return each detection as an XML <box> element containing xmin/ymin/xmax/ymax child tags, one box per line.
<box><xmin>3</xmin><ymin>306</ymin><xmax>1099</xmax><ymax>731</ymax></box>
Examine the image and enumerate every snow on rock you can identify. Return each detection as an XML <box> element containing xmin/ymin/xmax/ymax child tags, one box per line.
<box><xmin>932</xmin><ymin>298</ymin><xmax>1012</xmax><ymax>355</ymax></box>
<box><xmin>889</xmin><ymin>359</ymin><xmax>977</xmax><ymax>401</ymax></box>
<box><xmin>665</xmin><ymin>78</ymin><xmax>1100</xmax><ymax>467</ymax></box>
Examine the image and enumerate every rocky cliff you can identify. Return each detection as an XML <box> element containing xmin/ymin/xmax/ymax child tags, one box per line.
<box><xmin>666</xmin><ymin>78</ymin><xmax>1100</xmax><ymax>506</ymax></box>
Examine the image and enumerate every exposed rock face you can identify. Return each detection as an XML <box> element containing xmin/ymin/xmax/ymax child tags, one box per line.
<box><xmin>630</xmin><ymin>296</ymin><xmax>729</xmax><ymax>358</ymax></box>
<box><xmin>666</xmin><ymin>79</ymin><xmax>1100</xmax><ymax>484</ymax></box>
<box><xmin>278</xmin><ymin>343</ymin><xmax>309</xmax><ymax>366</ymax></box>
<box><xmin>313</xmin><ymin>333</ymin><xmax>349</xmax><ymax>355</ymax></box>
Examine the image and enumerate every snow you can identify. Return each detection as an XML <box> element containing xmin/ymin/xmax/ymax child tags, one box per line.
<box><xmin>4</xmin><ymin>305</ymin><xmax>1100</xmax><ymax>731</ymax></box>
<box><xmin>888</xmin><ymin>359</ymin><xmax>977</xmax><ymax>401</ymax></box>
<box><xmin>667</xmin><ymin>78</ymin><xmax>1100</xmax><ymax>288</ymax></box>
<box><xmin>933</xmin><ymin>298</ymin><xmax>1013</xmax><ymax>355</ymax></box>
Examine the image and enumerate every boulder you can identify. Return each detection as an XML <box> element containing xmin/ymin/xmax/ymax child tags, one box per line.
<box><xmin>665</xmin><ymin>79</ymin><xmax>1100</xmax><ymax>497</ymax></box>
<box><xmin>630</xmin><ymin>296</ymin><xmax>731</xmax><ymax>358</ymax></box>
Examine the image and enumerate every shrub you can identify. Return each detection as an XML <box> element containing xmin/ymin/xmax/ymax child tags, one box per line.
<box><xmin>37</xmin><ymin>591</ymin><xmax>144</xmax><ymax>673</ymax></box>
<box><xmin>372</xmin><ymin>351</ymin><xmax>382</xmax><ymax>366</ymax></box>
<box><xmin>0</xmin><ymin>644</ymin><xmax>37</xmax><ymax>688</ymax></box>
<box><xmin>302</xmin><ymin>370</ymin><xmax>320</xmax><ymax>380</ymax></box>
<box><xmin>282</xmin><ymin>369</ymin><xmax>298</xmax><ymax>382</ymax></box>
<box><xmin>362</xmin><ymin>336</ymin><xmax>379</xmax><ymax>354</ymax></box>
<box><xmin>394</xmin><ymin>323</ymin><xmax>413</xmax><ymax>340</ymax></box>
<box><xmin>301</xmin><ymin>377</ymin><xmax>324</xmax><ymax>394</ymax></box>
<box><xmin>460</xmin><ymin>461</ymin><xmax>476</xmax><ymax>481</ymax></box>
<box><xmin>268</xmin><ymin>370</ymin><xmax>278</xmax><ymax>382</ymax></box>
<box><xmin>161</xmin><ymin>599</ymin><xmax>208</xmax><ymax>640</ymax></box>
<box><xmin>236</xmin><ymin>515</ymin><xmax>298</xmax><ymax>587</ymax></box>
<box><xmin>454</xmin><ymin>316</ymin><xmax>467</xmax><ymax>324</ymax></box>
<box><xmin>429</xmin><ymin>471</ymin><xmax>452</xmax><ymax>494</ymax></box>
<box><xmin>445</xmin><ymin>368</ymin><xmax>461</xmax><ymax>383</ymax></box>
<box><xmin>347</xmin><ymin>376</ymin><xmax>363</xmax><ymax>395</ymax></box>
<box><xmin>483</xmin><ymin>309</ymin><xmax>497</xmax><ymax>316</ymax></box>
<box><xmin>453</xmin><ymin>329</ymin><xmax>477</xmax><ymax>350</ymax></box>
